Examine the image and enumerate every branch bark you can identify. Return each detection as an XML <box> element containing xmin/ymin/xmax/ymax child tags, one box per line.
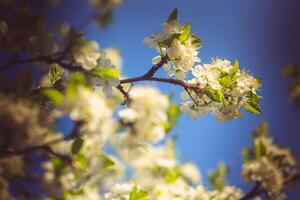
<box><xmin>118</xmin><ymin>55</ymin><xmax>201</xmax><ymax>90</ymax></box>
<box><xmin>0</xmin><ymin>121</ymin><xmax>82</xmax><ymax>159</ymax></box>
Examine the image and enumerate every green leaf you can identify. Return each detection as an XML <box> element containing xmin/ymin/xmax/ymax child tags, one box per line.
<box><xmin>130</xmin><ymin>185</ymin><xmax>150</xmax><ymax>200</ymax></box>
<box><xmin>74</xmin><ymin>153</ymin><xmax>88</xmax><ymax>169</ymax></box>
<box><xmin>219</xmin><ymin>75</ymin><xmax>232</xmax><ymax>87</ymax></box>
<box><xmin>167</xmin><ymin>8</ymin><xmax>178</xmax><ymax>23</ymax></box>
<box><xmin>251</xmin><ymin>93</ymin><xmax>260</xmax><ymax>105</ymax></box>
<box><xmin>100</xmin><ymin>153</ymin><xmax>115</xmax><ymax>169</ymax></box>
<box><xmin>71</xmin><ymin>137</ymin><xmax>84</xmax><ymax>155</ymax></box>
<box><xmin>165</xmin><ymin>103</ymin><xmax>181</xmax><ymax>132</ymax></box>
<box><xmin>66</xmin><ymin>72</ymin><xmax>86</xmax><ymax>97</ymax></box>
<box><xmin>244</xmin><ymin>103</ymin><xmax>261</xmax><ymax>114</ymax></box>
<box><xmin>160</xmin><ymin>34</ymin><xmax>179</xmax><ymax>47</ymax></box>
<box><xmin>229</xmin><ymin>59</ymin><xmax>239</xmax><ymax>75</ymax></box>
<box><xmin>244</xmin><ymin>92</ymin><xmax>261</xmax><ymax>114</ymax></box>
<box><xmin>178</xmin><ymin>23</ymin><xmax>191</xmax><ymax>43</ymax></box>
<box><xmin>91</xmin><ymin>68</ymin><xmax>119</xmax><ymax>79</ymax></box>
<box><xmin>255</xmin><ymin>140</ymin><xmax>266</xmax><ymax>158</ymax></box>
<box><xmin>190</xmin><ymin>34</ymin><xmax>202</xmax><ymax>48</ymax></box>
<box><xmin>205</xmin><ymin>87</ymin><xmax>226</xmax><ymax>105</ymax></box>
<box><xmin>241</xmin><ymin>148</ymin><xmax>253</xmax><ymax>162</ymax></box>
<box><xmin>48</xmin><ymin>63</ymin><xmax>64</xmax><ymax>85</ymax></box>
<box><xmin>219</xmin><ymin>60</ymin><xmax>239</xmax><ymax>87</ymax></box>
<box><xmin>65</xmin><ymin>189</ymin><xmax>84</xmax><ymax>197</ymax></box>
<box><xmin>41</xmin><ymin>88</ymin><xmax>64</xmax><ymax>105</ymax></box>
<box><xmin>165</xmin><ymin>168</ymin><xmax>180</xmax><ymax>183</ymax></box>
<box><xmin>208</xmin><ymin>163</ymin><xmax>228</xmax><ymax>191</ymax></box>
<box><xmin>51</xmin><ymin>157</ymin><xmax>63</xmax><ymax>168</ymax></box>
<box><xmin>252</xmin><ymin>121</ymin><xmax>269</xmax><ymax>138</ymax></box>
<box><xmin>120</xmin><ymin>99</ymin><xmax>129</xmax><ymax>106</ymax></box>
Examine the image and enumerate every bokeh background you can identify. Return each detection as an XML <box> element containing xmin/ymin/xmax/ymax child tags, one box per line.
<box><xmin>48</xmin><ymin>0</ymin><xmax>300</xmax><ymax>198</ymax></box>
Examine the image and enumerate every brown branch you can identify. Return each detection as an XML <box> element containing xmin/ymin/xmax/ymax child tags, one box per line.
<box><xmin>0</xmin><ymin>121</ymin><xmax>82</xmax><ymax>159</ymax></box>
<box><xmin>120</xmin><ymin>76</ymin><xmax>200</xmax><ymax>90</ymax></box>
<box><xmin>0</xmin><ymin>53</ymin><xmax>78</xmax><ymax>72</ymax></box>
<box><xmin>1</xmin><ymin>53</ymin><xmax>201</xmax><ymax>92</ymax></box>
<box><xmin>240</xmin><ymin>182</ymin><xmax>261</xmax><ymax>200</ymax></box>
<box><xmin>0</xmin><ymin>55</ymin><xmax>50</xmax><ymax>71</ymax></box>
<box><xmin>43</xmin><ymin>146</ymin><xmax>73</xmax><ymax>163</ymax></box>
<box><xmin>116</xmin><ymin>84</ymin><xmax>130</xmax><ymax>100</ymax></box>
<box><xmin>118</xmin><ymin>55</ymin><xmax>201</xmax><ymax>90</ymax></box>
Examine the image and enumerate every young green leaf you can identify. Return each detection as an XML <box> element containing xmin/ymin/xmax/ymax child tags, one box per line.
<box><xmin>165</xmin><ymin>103</ymin><xmax>181</xmax><ymax>132</ymax></box>
<box><xmin>130</xmin><ymin>185</ymin><xmax>150</xmax><ymax>200</ymax></box>
<box><xmin>208</xmin><ymin>163</ymin><xmax>228</xmax><ymax>191</ymax></box>
<box><xmin>66</xmin><ymin>72</ymin><xmax>86</xmax><ymax>97</ymax></box>
<box><xmin>205</xmin><ymin>87</ymin><xmax>227</xmax><ymax>106</ymax></box>
<box><xmin>74</xmin><ymin>153</ymin><xmax>89</xmax><ymax>169</ymax></box>
<box><xmin>100</xmin><ymin>153</ymin><xmax>115</xmax><ymax>169</ymax></box>
<box><xmin>255</xmin><ymin>140</ymin><xmax>266</xmax><ymax>158</ymax></box>
<box><xmin>252</xmin><ymin>121</ymin><xmax>269</xmax><ymax>138</ymax></box>
<box><xmin>219</xmin><ymin>75</ymin><xmax>232</xmax><ymax>87</ymax></box>
<box><xmin>91</xmin><ymin>68</ymin><xmax>119</xmax><ymax>79</ymax></box>
<box><xmin>165</xmin><ymin>168</ymin><xmax>180</xmax><ymax>183</ymax></box>
<box><xmin>167</xmin><ymin>8</ymin><xmax>178</xmax><ymax>23</ymax></box>
<box><xmin>190</xmin><ymin>34</ymin><xmax>202</xmax><ymax>48</ymax></box>
<box><xmin>41</xmin><ymin>88</ymin><xmax>64</xmax><ymax>105</ymax></box>
<box><xmin>178</xmin><ymin>23</ymin><xmax>191</xmax><ymax>43</ymax></box>
<box><xmin>244</xmin><ymin>103</ymin><xmax>261</xmax><ymax>114</ymax></box>
<box><xmin>241</xmin><ymin>148</ymin><xmax>253</xmax><ymax>162</ymax></box>
<box><xmin>71</xmin><ymin>137</ymin><xmax>84</xmax><ymax>155</ymax></box>
<box><xmin>229</xmin><ymin>59</ymin><xmax>239</xmax><ymax>75</ymax></box>
<box><xmin>48</xmin><ymin>63</ymin><xmax>64</xmax><ymax>85</ymax></box>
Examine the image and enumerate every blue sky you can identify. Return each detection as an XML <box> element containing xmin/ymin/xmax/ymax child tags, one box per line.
<box><xmin>49</xmin><ymin>0</ymin><xmax>300</xmax><ymax>197</ymax></box>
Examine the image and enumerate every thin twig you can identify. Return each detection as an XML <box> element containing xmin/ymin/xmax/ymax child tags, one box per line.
<box><xmin>116</xmin><ymin>84</ymin><xmax>130</xmax><ymax>100</ymax></box>
<box><xmin>184</xmin><ymin>87</ymin><xmax>199</xmax><ymax>106</ymax></box>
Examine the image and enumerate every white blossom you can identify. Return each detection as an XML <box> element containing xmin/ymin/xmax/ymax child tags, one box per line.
<box><xmin>118</xmin><ymin>86</ymin><xmax>169</xmax><ymax>143</ymax></box>
<box><xmin>242</xmin><ymin>157</ymin><xmax>284</xmax><ymax>196</ymax></box>
<box><xmin>63</xmin><ymin>86</ymin><xmax>114</xmax><ymax>150</ymax></box>
<box><xmin>144</xmin><ymin>16</ymin><xmax>201</xmax><ymax>79</ymax></box>
<box><xmin>180</xmin><ymin>162</ymin><xmax>202</xmax><ymax>184</ymax></box>
<box><xmin>181</xmin><ymin>58</ymin><xmax>261</xmax><ymax>121</ymax></box>
<box><xmin>73</xmin><ymin>40</ymin><xmax>101</xmax><ymax>70</ymax></box>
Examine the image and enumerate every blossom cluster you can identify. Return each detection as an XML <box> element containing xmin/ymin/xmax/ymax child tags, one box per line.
<box><xmin>241</xmin><ymin>122</ymin><xmax>298</xmax><ymax>199</ymax></box>
<box><xmin>180</xmin><ymin>58</ymin><xmax>261</xmax><ymax>121</ymax></box>
<box><xmin>118</xmin><ymin>86</ymin><xmax>170</xmax><ymax>143</ymax></box>
<box><xmin>144</xmin><ymin>9</ymin><xmax>201</xmax><ymax>80</ymax></box>
<box><xmin>144</xmin><ymin>10</ymin><xmax>261</xmax><ymax>121</ymax></box>
<box><xmin>104</xmin><ymin>141</ymin><xmax>244</xmax><ymax>200</ymax></box>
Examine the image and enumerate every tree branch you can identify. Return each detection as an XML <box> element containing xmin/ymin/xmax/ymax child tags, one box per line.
<box><xmin>116</xmin><ymin>84</ymin><xmax>130</xmax><ymax>100</ymax></box>
<box><xmin>240</xmin><ymin>182</ymin><xmax>261</xmax><ymax>200</ymax></box>
<box><xmin>120</xmin><ymin>76</ymin><xmax>201</xmax><ymax>90</ymax></box>
<box><xmin>0</xmin><ymin>51</ymin><xmax>83</xmax><ymax>72</ymax></box>
<box><xmin>118</xmin><ymin>55</ymin><xmax>201</xmax><ymax>90</ymax></box>
<box><xmin>1</xmin><ymin>53</ymin><xmax>201</xmax><ymax>92</ymax></box>
<box><xmin>0</xmin><ymin>121</ymin><xmax>82</xmax><ymax>159</ymax></box>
